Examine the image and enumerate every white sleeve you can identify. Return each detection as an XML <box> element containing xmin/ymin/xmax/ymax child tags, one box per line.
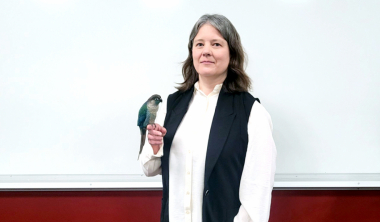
<box><xmin>139</xmin><ymin>98</ymin><xmax>167</xmax><ymax>177</ymax></box>
<box><xmin>234</xmin><ymin>102</ymin><xmax>277</xmax><ymax>222</ymax></box>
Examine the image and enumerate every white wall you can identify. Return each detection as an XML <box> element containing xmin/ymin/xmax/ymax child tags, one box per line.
<box><xmin>1</xmin><ymin>0</ymin><xmax>379</xmax><ymax>180</ymax></box>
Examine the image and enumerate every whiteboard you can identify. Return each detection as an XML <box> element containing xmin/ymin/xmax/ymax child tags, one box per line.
<box><xmin>1</xmin><ymin>0</ymin><xmax>379</xmax><ymax>189</ymax></box>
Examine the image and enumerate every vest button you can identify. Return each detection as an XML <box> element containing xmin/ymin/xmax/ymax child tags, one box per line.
<box><xmin>205</xmin><ymin>190</ymin><xmax>209</xmax><ymax>196</ymax></box>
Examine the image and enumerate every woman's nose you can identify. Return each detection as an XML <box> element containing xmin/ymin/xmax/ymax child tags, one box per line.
<box><xmin>202</xmin><ymin>44</ymin><xmax>211</xmax><ymax>56</ymax></box>
<box><xmin>202</xmin><ymin>51</ymin><xmax>211</xmax><ymax>56</ymax></box>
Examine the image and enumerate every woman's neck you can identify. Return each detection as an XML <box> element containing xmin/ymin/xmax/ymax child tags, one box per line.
<box><xmin>198</xmin><ymin>75</ymin><xmax>226</xmax><ymax>95</ymax></box>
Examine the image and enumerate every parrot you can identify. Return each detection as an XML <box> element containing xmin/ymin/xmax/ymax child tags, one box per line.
<box><xmin>137</xmin><ymin>94</ymin><xmax>162</xmax><ymax>160</ymax></box>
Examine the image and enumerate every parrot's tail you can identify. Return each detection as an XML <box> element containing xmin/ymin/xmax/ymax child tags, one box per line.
<box><xmin>138</xmin><ymin>134</ymin><xmax>146</xmax><ymax>160</ymax></box>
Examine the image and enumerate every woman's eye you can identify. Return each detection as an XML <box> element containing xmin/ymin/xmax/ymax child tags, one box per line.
<box><xmin>214</xmin><ymin>43</ymin><xmax>221</xmax><ymax>46</ymax></box>
<box><xmin>195</xmin><ymin>43</ymin><xmax>203</xmax><ymax>47</ymax></box>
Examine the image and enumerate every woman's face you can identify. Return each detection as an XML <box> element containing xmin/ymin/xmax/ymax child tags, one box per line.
<box><xmin>192</xmin><ymin>24</ymin><xmax>230</xmax><ymax>81</ymax></box>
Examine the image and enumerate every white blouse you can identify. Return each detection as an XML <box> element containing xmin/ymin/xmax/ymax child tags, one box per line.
<box><xmin>140</xmin><ymin>82</ymin><xmax>276</xmax><ymax>222</ymax></box>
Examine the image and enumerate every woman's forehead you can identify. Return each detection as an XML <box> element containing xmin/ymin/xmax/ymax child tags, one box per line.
<box><xmin>194</xmin><ymin>24</ymin><xmax>225</xmax><ymax>41</ymax></box>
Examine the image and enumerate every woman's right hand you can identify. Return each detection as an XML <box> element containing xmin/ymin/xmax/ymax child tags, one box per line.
<box><xmin>147</xmin><ymin>123</ymin><xmax>167</xmax><ymax>155</ymax></box>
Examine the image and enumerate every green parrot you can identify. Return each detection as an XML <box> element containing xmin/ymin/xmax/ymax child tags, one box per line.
<box><xmin>137</xmin><ymin>94</ymin><xmax>162</xmax><ymax>160</ymax></box>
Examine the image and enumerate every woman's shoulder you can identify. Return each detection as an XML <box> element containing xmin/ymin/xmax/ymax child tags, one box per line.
<box><xmin>249</xmin><ymin>100</ymin><xmax>273</xmax><ymax>130</ymax></box>
<box><xmin>251</xmin><ymin>101</ymin><xmax>269</xmax><ymax>116</ymax></box>
<box><xmin>240</xmin><ymin>91</ymin><xmax>256</xmax><ymax>102</ymax></box>
<box><xmin>234</xmin><ymin>91</ymin><xmax>261</xmax><ymax>112</ymax></box>
<box><xmin>167</xmin><ymin>87</ymin><xmax>194</xmax><ymax>103</ymax></box>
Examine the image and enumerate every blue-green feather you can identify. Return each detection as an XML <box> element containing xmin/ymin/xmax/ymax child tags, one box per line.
<box><xmin>137</xmin><ymin>102</ymin><xmax>148</xmax><ymax>131</ymax></box>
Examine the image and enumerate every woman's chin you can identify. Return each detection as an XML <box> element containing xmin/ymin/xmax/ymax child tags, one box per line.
<box><xmin>198</xmin><ymin>71</ymin><xmax>222</xmax><ymax>76</ymax></box>
<box><xmin>198</xmin><ymin>73</ymin><xmax>226</xmax><ymax>81</ymax></box>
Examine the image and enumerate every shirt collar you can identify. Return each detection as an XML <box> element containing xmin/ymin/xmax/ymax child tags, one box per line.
<box><xmin>194</xmin><ymin>81</ymin><xmax>223</xmax><ymax>97</ymax></box>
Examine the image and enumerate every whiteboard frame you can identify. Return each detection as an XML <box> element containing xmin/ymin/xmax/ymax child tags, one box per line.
<box><xmin>1</xmin><ymin>174</ymin><xmax>379</xmax><ymax>191</ymax></box>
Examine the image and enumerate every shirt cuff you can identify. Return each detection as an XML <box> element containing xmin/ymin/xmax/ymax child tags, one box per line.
<box><xmin>144</xmin><ymin>143</ymin><xmax>164</xmax><ymax>159</ymax></box>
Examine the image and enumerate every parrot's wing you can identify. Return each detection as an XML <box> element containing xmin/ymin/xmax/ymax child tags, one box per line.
<box><xmin>137</xmin><ymin>103</ymin><xmax>147</xmax><ymax>127</ymax></box>
<box><xmin>143</xmin><ymin>111</ymin><xmax>151</xmax><ymax>128</ymax></box>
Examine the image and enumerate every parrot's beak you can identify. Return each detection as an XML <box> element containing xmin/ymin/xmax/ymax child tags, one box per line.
<box><xmin>159</xmin><ymin>98</ymin><xmax>162</xmax><ymax>102</ymax></box>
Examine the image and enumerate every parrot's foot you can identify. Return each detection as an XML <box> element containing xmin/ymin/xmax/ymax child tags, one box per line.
<box><xmin>150</xmin><ymin>123</ymin><xmax>156</xmax><ymax>130</ymax></box>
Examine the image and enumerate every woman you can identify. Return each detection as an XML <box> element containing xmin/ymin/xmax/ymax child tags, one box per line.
<box><xmin>140</xmin><ymin>14</ymin><xmax>276</xmax><ymax>222</ymax></box>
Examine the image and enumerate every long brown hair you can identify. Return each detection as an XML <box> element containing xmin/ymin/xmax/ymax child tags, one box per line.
<box><xmin>177</xmin><ymin>14</ymin><xmax>251</xmax><ymax>93</ymax></box>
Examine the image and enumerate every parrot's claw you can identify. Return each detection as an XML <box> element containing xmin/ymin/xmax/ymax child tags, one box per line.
<box><xmin>151</xmin><ymin>123</ymin><xmax>156</xmax><ymax>130</ymax></box>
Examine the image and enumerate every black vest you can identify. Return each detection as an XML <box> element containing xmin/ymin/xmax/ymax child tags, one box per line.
<box><xmin>160</xmin><ymin>86</ymin><xmax>257</xmax><ymax>222</ymax></box>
